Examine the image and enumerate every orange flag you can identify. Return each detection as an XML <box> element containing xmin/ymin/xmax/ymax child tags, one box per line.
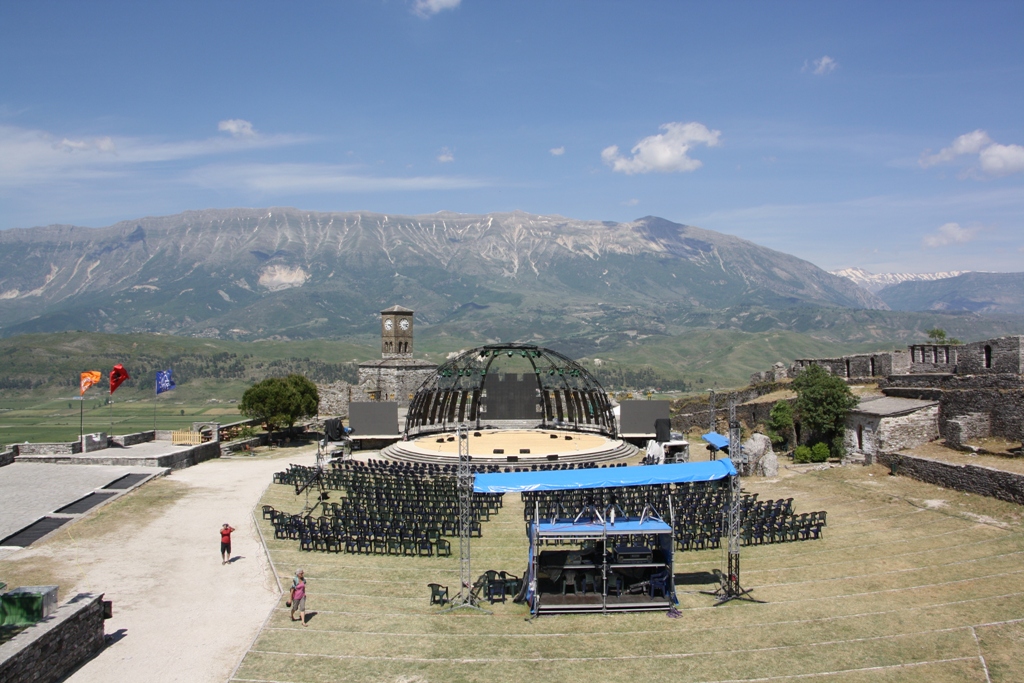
<box><xmin>80</xmin><ymin>370</ymin><xmax>102</xmax><ymax>395</ymax></box>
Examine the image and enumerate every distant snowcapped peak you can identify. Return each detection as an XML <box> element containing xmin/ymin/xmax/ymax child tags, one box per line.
<box><xmin>831</xmin><ymin>267</ymin><xmax>969</xmax><ymax>293</ymax></box>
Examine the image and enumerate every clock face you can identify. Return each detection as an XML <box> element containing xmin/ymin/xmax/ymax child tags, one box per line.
<box><xmin>383</xmin><ymin>318</ymin><xmax>393</xmax><ymax>331</ymax></box>
<box><xmin>399</xmin><ymin>318</ymin><xmax>410</xmax><ymax>331</ymax></box>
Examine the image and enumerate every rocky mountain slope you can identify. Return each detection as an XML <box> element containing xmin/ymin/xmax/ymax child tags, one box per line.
<box><xmin>0</xmin><ymin>208</ymin><xmax>886</xmax><ymax>340</ymax></box>
<box><xmin>877</xmin><ymin>272</ymin><xmax>1024</xmax><ymax>315</ymax></box>
<box><xmin>831</xmin><ymin>267</ymin><xmax>969</xmax><ymax>293</ymax></box>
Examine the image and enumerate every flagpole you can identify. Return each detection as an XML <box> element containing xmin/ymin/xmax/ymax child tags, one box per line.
<box><xmin>80</xmin><ymin>396</ymin><xmax>84</xmax><ymax>446</ymax></box>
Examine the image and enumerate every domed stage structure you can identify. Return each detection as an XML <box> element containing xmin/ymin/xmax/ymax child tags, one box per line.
<box><xmin>382</xmin><ymin>344</ymin><xmax>638</xmax><ymax>466</ymax></box>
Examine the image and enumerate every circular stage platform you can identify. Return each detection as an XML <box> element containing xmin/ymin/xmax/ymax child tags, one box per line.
<box><xmin>382</xmin><ymin>428</ymin><xmax>638</xmax><ymax>466</ymax></box>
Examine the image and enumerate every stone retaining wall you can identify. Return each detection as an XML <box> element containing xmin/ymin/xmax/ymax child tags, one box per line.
<box><xmin>0</xmin><ymin>449</ymin><xmax>14</xmax><ymax>468</ymax></box>
<box><xmin>220</xmin><ymin>434</ymin><xmax>270</xmax><ymax>455</ymax></box>
<box><xmin>111</xmin><ymin>430</ymin><xmax>155</xmax><ymax>447</ymax></box>
<box><xmin>0</xmin><ymin>593</ymin><xmax>106</xmax><ymax>683</ymax></box>
<box><xmin>876</xmin><ymin>452</ymin><xmax>1024</xmax><ymax>506</ymax></box>
<box><xmin>14</xmin><ymin>441</ymin><xmax>82</xmax><ymax>456</ymax></box>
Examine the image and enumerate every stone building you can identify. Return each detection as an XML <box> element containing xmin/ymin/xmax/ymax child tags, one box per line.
<box><xmin>355</xmin><ymin>306</ymin><xmax>437</xmax><ymax>406</ymax></box>
<box><xmin>956</xmin><ymin>335</ymin><xmax>1024</xmax><ymax>375</ymax></box>
<box><xmin>844</xmin><ymin>396</ymin><xmax>939</xmax><ymax>463</ymax></box>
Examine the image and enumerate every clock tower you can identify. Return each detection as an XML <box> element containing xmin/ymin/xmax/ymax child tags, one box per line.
<box><xmin>380</xmin><ymin>305</ymin><xmax>414</xmax><ymax>359</ymax></box>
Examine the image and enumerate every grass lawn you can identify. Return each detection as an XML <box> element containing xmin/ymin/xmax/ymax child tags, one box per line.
<box><xmin>0</xmin><ymin>395</ymin><xmax>242</xmax><ymax>446</ymax></box>
<box><xmin>232</xmin><ymin>462</ymin><xmax>1024</xmax><ymax>683</ymax></box>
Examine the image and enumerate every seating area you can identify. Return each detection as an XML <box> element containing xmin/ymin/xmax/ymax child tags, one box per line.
<box><xmin>427</xmin><ymin>569</ymin><xmax>523</xmax><ymax>607</ymax></box>
<box><xmin>521</xmin><ymin>482</ymin><xmax>826</xmax><ymax>550</ymax></box>
<box><xmin>268</xmin><ymin>460</ymin><xmax>504</xmax><ymax>556</ymax></box>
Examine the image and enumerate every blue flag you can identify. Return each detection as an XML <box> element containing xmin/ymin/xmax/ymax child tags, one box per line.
<box><xmin>156</xmin><ymin>369</ymin><xmax>176</xmax><ymax>394</ymax></box>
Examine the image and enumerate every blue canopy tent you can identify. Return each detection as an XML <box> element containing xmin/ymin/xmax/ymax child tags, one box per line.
<box><xmin>474</xmin><ymin>459</ymin><xmax>737</xmax><ymax>615</ymax></box>
<box><xmin>702</xmin><ymin>432</ymin><xmax>730</xmax><ymax>450</ymax></box>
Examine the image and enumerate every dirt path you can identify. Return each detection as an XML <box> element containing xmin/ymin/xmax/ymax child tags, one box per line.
<box><xmin>54</xmin><ymin>448</ymin><xmax>318</xmax><ymax>682</ymax></box>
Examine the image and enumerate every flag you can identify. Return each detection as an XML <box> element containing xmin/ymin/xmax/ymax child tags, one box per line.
<box><xmin>109</xmin><ymin>364</ymin><xmax>130</xmax><ymax>394</ymax></box>
<box><xmin>156</xmin><ymin>369</ymin><xmax>176</xmax><ymax>395</ymax></box>
<box><xmin>80</xmin><ymin>370</ymin><xmax>102</xmax><ymax>396</ymax></box>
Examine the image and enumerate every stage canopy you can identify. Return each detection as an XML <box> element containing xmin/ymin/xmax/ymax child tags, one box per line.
<box><xmin>473</xmin><ymin>459</ymin><xmax>737</xmax><ymax>493</ymax></box>
<box><xmin>535</xmin><ymin>519</ymin><xmax>672</xmax><ymax>536</ymax></box>
<box><xmin>702</xmin><ymin>432</ymin><xmax>730</xmax><ymax>450</ymax></box>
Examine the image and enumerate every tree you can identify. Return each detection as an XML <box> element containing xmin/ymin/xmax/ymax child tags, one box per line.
<box><xmin>792</xmin><ymin>364</ymin><xmax>858</xmax><ymax>458</ymax></box>
<box><xmin>239</xmin><ymin>374</ymin><xmax>320</xmax><ymax>432</ymax></box>
<box><xmin>767</xmin><ymin>400</ymin><xmax>795</xmax><ymax>448</ymax></box>
<box><xmin>926</xmin><ymin>328</ymin><xmax>962</xmax><ymax>345</ymax></box>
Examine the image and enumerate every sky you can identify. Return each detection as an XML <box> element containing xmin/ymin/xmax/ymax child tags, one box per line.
<box><xmin>1</xmin><ymin>1</ymin><xmax>1022</xmax><ymax>274</ymax></box>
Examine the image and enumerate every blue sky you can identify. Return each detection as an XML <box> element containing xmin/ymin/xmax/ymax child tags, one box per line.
<box><xmin>1</xmin><ymin>1</ymin><xmax>1022</xmax><ymax>274</ymax></box>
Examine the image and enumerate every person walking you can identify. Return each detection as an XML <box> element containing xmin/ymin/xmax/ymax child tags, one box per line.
<box><xmin>290</xmin><ymin>568</ymin><xmax>307</xmax><ymax>626</ymax></box>
<box><xmin>220</xmin><ymin>523</ymin><xmax>235</xmax><ymax>564</ymax></box>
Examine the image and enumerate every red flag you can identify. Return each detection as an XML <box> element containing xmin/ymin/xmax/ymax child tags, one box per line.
<box><xmin>80</xmin><ymin>370</ymin><xmax>102</xmax><ymax>396</ymax></box>
<box><xmin>109</xmin><ymin>364</ymin><xmax>130</xmax><ymax>394</ymax></box>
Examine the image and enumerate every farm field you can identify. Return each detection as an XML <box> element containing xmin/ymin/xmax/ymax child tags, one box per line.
<box><xmin>0</xmin><ymin>394</ymin><xmax>242</xmax><ymax>446</ymax></box>
<box><xmin>234</xmin><ymin>462</ymin><xmax>1024</xmax><ymax>683</ymax></box>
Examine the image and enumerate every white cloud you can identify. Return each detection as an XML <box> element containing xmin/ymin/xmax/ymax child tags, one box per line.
<box><xmin>978</xmin><ymin>143</ymin><xmax>1024</xmax><ymax>176</ymax></box>
<box><xmin>437</xmin><ymin>146</ymin><xmax>454</xmax><ymax>163</ymax></box>
<box><xmin>601</xmin><ymin>121</ymin><xmax>721</xmax><ymax>175</ymax></box>
<box><xmin>919</xmin><ymin>129</ymin><xmax>1024</xmax><ymax>177</ymax></box>
<box><xmin>549</xmin><ymin>146</ymin><xmax>565</xmax><ymax>156</ymax></box>
<box><xmin>187</xmin><ymin>163</ymin><xmax>487</xmax><ymax>193</ymax></box>
<box><xmin>413</xmin><ymin>0</ymin><xmax>461</xmax><ymax>18</ymax></box>
<box><xmin>218</xmin><ymin>119</ymin><xmax>257</xmax><ymax>138</ymax></box>
<box><xmin>0</xmin><ymin>123</ymin><xmax>307</xmax><ymax>187</ymax></box>
<box><xmin>55</xmin><ymin>136</ymin><xmax>117</xmax><ymax>154</ymax></box>
<box><xmin>922</xmin><ymin>222</ymin><xmax>979</xmax><ymax>248</ymax></box>
<box><xmin>623</xmin><ymin>198</ymin><xmax>639</xmax><ymax>206</ymax></box>
<box><xmin>919</xmin><ymin>129</ymin><xmax>992</xmax><ymax>167</ymax></box>
<box><xmin>808</xmin><ymin>55</ymin><xmax>837</xmax><ymax>75</ymax></box>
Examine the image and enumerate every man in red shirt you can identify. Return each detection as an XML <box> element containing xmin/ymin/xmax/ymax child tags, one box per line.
<box><xmin>220</xmin><ymin>523</ymin><xmax>235</xmax><ymax>564</ymax></box>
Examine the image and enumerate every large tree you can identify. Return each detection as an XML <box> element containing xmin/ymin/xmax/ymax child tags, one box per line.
<box><xmin>791</xmin><ymin>364</ymin><xmax>858</xmax><ymax>457</ymax></box>
<box><xmin>239</xmin><ymin>374</ymin><xmax>319</xmax><ymax>431</ymax></box>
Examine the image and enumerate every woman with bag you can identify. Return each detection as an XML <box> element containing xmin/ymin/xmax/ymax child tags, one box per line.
<box><xmin>289</xmin><ymin>568</ymin><xmax>307</xmax><ymax>626</ymax></box>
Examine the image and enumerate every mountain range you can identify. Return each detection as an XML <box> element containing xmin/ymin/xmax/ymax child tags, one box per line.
<box><xmin>0</xmin><ymin>208</ymin><xmax>886</xmax><ymax>341</ymax></box>
<box><xmin>830</xmin><ymin>267</ymin><xmax>970</xmax><ymax>293</ymax></box>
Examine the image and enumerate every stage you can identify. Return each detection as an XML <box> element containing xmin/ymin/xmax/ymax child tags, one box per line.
<box><xmin>381</xmin><ymin>428</ymin><xmax>637</xmax><ymax>465</ymax></box>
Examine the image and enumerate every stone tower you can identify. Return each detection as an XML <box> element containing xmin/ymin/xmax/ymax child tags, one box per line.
<box><xmin>356</xmin><ymin>305</ymin><xmax>437</xmax><ymax>406</ymax></box>
<box><xmin>380</xmin><ymin>305</ymin><xmax>414</xmax><ymax>358</ymax></box>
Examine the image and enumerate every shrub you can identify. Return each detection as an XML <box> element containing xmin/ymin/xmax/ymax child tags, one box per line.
<box><xmin>794</xmin><ymin>445</ymin><xmax>813</xmax><ymax>463</ymax></box>
<box><xmin>811</xmin><ymin>442</ymin><xmax>830</xmax><ymax>462</ymax></box>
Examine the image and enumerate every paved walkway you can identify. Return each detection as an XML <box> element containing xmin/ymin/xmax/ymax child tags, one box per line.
<box><xmin>3</xmin><ymin>448</ymin><xmax>317</xmax><ymax>682</ymax></box>
<box><xmin>0</xmin><ymin>463</ymin><xmax>165</xmax><ymax>553</ymax></box>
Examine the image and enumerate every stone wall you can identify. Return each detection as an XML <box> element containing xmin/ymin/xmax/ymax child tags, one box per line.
<box><xmin>958</xmin><ymin>335</ymin><xmax>1024</xmax><ymax>375</ymax></box>
<box><xmin>14</xmin><ymin>441</ymin><xmax>82</xmax><ymax>456</ymax></box>
<box><xmin>877</xmin><ymin>406</ymin><xmax>940</xmax><ymax>454</ymax></box>
<box><xmin>318</xmin><ymin>381</ymin><xmax>353</xmax><ymax>417</ymax></box>
<box><xmin>876</xmin><ymin>452</ymin><xmax>1024</xmax><ymax>506</ymax></box>
<box><xmin>0</xmin><ymin>449</ymin><xmax>14</xmax><ymax>468</ymax></box>
<box><xmin>670</xmin><ymin>382</ymin><xmax>785</xmax><ymax>433</ymax></box>
<box><xmin>907</xmin><ymin>344</ymin><xmax>960</xmax><ymax>373</ymax></box>
<box><xmin>110</xmin><ymin>431</ymin><xmax>155</xmax><ymax>447</ymax></box>
<box><xmin>220</xmin><ymin>434</ymin><xmax>269</xmax><ymax>455</ymax></box>
<box><xmin>82</xmin><ymin>433</ymin><xmax>108</xmax><ymax>453</ymax></box>
<box><xmin>0</xmin><ymin>593</ymin><xmax>106</xmax><ymax>683</ymax></box>
<box><xmin>945</xmin><ymin>413</ymin><xmax>992</xmax><ymax>449</ymax></box>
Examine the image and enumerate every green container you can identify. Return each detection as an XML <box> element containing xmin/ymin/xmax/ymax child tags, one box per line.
<box><xmin>0</xmin><ymin>586</ymin><xmax>57</xmax><ymax>626</ymax></box>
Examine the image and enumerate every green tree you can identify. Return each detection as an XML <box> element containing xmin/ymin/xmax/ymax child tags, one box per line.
<box><xmin>792</xmin><ymin>364</ymin><xmax>858</xmax><ymax>458</ymax></box>
<box><xmin>767</xmin><ymin>400</ymin><xmax>795</xmax><ymax>448</ymax></box>
<box><xmin>239</xmin><ymin>374</ymin><xmax>320</xmax><ymax>432</ymax></box>
<box><xmin>926</xmin><ymin>328</ymin><xmax>962</xmax><ymax>345</ymax></box>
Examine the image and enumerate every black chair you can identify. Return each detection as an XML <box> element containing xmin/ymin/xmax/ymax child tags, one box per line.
<box><xmin>428</xmin><ymin>583</ymin><xmax>449</xmax><ymax>606</ymax></box>
<box><xmin>649</xmin><ymin>569</ymin><xmax>671</xmax><ymax>599</ymax></box>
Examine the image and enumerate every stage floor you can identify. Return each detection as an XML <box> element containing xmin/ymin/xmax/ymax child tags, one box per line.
<box><xmin>412</xmin><ymin>429</ymin><xmax>610</xmax><ymax>458</ymax></box>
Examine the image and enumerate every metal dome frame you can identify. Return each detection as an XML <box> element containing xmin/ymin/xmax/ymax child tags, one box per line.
<box><xmin>405</xmin><ymin>343</ymin><xmax>617</xmax><ymax>437</ymax></box>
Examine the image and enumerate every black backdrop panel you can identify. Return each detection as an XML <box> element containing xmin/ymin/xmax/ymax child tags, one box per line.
<box><xmin>350</xmin><ymin>402</ymin><xmax>399</xmax><ymax>435</ymax></box>
<box><xmin>483</xmin><ymin>373</ymin><xmax>540</xmax><ymax>420</ymax></box>
<box><xmin>619</xmin><ymin>400</ymin><xmax>670</xmax><ymax>435</ymax></box>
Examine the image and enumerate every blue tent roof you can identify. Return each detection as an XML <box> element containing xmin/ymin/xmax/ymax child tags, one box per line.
<box><xmin>702</xmin><ymin>432</ymin><xmax>730</xmax><ymax>450</ymax></box>
<box><xmin>473</xmin><ymin>459</ymin><xmax>737</xmax><ymax>493</ymax></box>
<box><xmin>535</xmin><ymin>519</ymin><xmax>672</xmax><ymax>535</ymax></box>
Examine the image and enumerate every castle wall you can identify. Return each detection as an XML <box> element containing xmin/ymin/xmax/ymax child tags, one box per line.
<box><xmin>957</xmin><ymin>336</ymin><xmax>1024</xmax><ymax>375</ymax></box>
